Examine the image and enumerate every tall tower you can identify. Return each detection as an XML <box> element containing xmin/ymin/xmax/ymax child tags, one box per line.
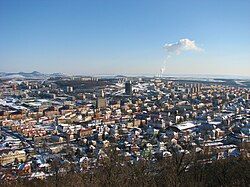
<box><xmin>125</xmin><ymin>81</ymin><xmax>132</xmax><ymax>95</ymax></box>
<box><xmin>96</xmin><ymin>89</ymin><xmax>107</xmax><ymax>109</ymax></box>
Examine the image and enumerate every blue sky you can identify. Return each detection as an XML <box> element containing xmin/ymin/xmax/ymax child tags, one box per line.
<box><xmin>0</xmin><ymin>0</ymin><xmax>250</xmax><ymax>76</ymax></box>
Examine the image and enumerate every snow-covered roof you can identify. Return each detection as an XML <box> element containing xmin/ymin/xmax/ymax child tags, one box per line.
<box><xmin>175</xmin><ymin>121</ymin><xmax>198</xmax><ymax>131</ymax></box>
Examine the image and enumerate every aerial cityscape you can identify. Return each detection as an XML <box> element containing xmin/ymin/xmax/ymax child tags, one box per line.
<box><xmin>0</xmin><ymin>1</ymin><xmax>250</xmax><ymax>187</ymax></box>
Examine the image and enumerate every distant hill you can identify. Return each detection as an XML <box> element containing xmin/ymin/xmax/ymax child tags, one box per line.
<box><xmin>0</xmin><ymin>71</ymin><xmax>67</xmax><ymax>80</ymax></box>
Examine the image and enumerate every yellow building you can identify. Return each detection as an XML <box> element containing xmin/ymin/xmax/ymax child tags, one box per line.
<box><xmin>0</xmin><ymin>150</ymin><xmax>26</xmax><ymax>166</ymax></box>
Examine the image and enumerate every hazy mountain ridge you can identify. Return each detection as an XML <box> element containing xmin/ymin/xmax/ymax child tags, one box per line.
<box><xmin>0</xmin><ymin>71</ymin><xmax>67</xmax><ymax>79</ymax></box>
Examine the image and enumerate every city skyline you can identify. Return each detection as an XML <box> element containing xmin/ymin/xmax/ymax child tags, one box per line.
<box><xmin>0</xmin><ymin>1</ymin><xmax>250</xmax><ymax>184</ymax></box>
<box><xmin>0</xmin><ymin>0</ymin><xmax>250</xmax><ymax>76</ymax></box>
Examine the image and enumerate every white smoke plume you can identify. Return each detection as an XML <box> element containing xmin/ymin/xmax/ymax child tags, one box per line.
<box><xmin>160</xmin><ymin>55</ymin><xmax>170</xmax><ymax>76</ymax></box>
<box><xmin>159</xmin><ymin>39</ymin><xmax>202</xmax><ymax>76</ymax></box>
<box><xmin>164</xmin><ymin>38</ymin><xmax>202</xmax><ymax>55</ymax></box>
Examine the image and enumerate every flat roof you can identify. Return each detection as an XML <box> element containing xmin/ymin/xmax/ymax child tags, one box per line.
<box><xmin>175</xmin><ymin>121</ymin><xmax>198</xmax><ymax>131</ymax></box>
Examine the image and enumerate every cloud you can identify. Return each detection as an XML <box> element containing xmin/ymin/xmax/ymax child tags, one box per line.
<box><xmin>164</xmin><ymin>38</ymin><xmax>203</xmax><ymax>54</ymax></box>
